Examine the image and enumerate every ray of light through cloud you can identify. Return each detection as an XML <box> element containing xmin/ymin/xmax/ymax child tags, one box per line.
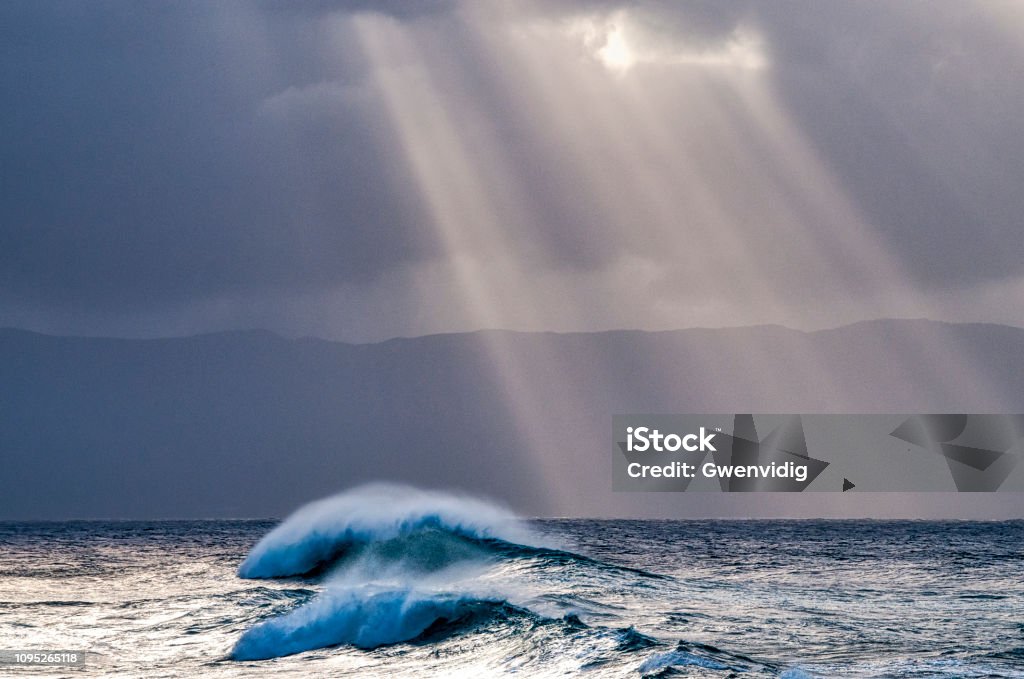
<box><xmin>1</xmin><ymin>0</ymin><xmax>1023</xmax><ymax>519</ymax></box>
<box><xmin>324</xmin><ymin>1</ymin><xmax>1009</xmax><ymax>419</ymax></box>
<box><xmin>261</xmin><ymin>0</ymin><xmax>1014</xmax><ymax>513</ymax></box>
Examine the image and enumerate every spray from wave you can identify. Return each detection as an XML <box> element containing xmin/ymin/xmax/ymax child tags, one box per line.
<box><xmin>237</xmin><ymin>483</ymin><xmax>538</xmax><ymax>579</ymax></box>
<box><xmin>231</xmin><ymin>484</ymin><xmax>544</xmax><ymax>661</ymax></box>
<box><xmin>231</xmin><ymin>585</ymin><xmax>511</xmax><ymax>661</ymax></box>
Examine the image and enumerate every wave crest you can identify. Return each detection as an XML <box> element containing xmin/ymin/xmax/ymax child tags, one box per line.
<box><xmin>237</xmin><ymin>484</ymin><xmax>537</xmax><ymax>579</ymax></box>
<box><xmin>230</xmin><ymin>586</ymin><xmax>512</xmax><ymax>660</ymax></box>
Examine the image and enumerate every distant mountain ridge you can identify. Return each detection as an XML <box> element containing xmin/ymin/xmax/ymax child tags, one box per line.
<box><xmin>2</xmin><ymin>319</ymin><xmax>1023</xmax><ymax>519</ymax></box>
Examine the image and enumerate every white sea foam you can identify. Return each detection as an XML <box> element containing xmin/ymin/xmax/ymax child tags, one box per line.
<box><xmin>237</xmin><ymin>483</ymin><xmax>538</xmax><ymax>579</ymax></box>
<box><xmin>231</xmin><ymin>484</ymin><xmax>543</xmax><ymax>660</ymax></box>
<box><xmin>231</xmin><ymin>584</ymin><xmax>504</xmax><ymax>660</ymax></box>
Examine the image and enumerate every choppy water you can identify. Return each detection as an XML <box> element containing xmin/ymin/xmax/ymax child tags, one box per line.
<box><xmin>1</xmin><ymin>486</ymin><xmax>1022</xmax><ymax>678</ymax></box>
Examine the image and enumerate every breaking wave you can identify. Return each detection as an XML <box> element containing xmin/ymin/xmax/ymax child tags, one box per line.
<box><xmin>237</xmin><ymin>483</ymin><xmax>538</xmax><ymax>579</ymax></box>
<box><xmin>231</xmin><ymin>484</ymin><xmax>553</xmax><ymax>661</ymax></box>
<box><xmin>231</xmin><ymin>484</ymin><xmax>683</xmax><ymax>664</ymax></box>
<box><xmin>231</xmin><ymin>586</ymin><xmax>516</xmax><ymax>661</ymax></box>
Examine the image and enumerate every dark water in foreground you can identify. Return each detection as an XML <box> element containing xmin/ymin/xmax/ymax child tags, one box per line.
<box><xmin>1</xmin><ymin>517</ymin><xmax>1022</xmax><ymax>677</ymax></box>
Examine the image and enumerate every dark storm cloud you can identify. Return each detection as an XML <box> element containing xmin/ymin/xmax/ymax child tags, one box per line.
<box><xmin>0</xmin><ymin>0</ymin><xmax>1022</xmax><ymax>328</ymax></box>
<box><xmin>0</xmin><ymin>1</ymin><xmax>435</xmax><ymax>309</ymax></box>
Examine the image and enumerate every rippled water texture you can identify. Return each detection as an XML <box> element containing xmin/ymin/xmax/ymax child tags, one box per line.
<box><xmin>1</xmin><ymin>491</ymin><xmax>1022</xmax><ymax>677</ymax></box>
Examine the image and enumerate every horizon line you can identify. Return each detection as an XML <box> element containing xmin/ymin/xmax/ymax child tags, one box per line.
<box><xmin>2</xmin><ymin>316</ymin><xmax>1022</xmax><ymax>347</ymax></box>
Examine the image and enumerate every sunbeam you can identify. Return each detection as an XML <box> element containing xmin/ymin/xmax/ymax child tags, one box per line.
<box><xmin>334</xmin><ymin>1</ymin><xmax>1012</xmax><ymax>502</ymax></box>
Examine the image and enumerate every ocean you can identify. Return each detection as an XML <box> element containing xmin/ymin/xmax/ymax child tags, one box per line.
<box><xmin>1</xmin><ymin>486</ymin><xmax>1022</xmax><ymax>678</ymax></box>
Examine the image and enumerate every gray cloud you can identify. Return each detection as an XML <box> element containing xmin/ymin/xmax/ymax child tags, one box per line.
<box><xmin>1</xmin><ymin>1</ymin><xmax>1022</xmax><ymax>338</ymax></box>
<box><xmin>0</xmin><ymin>2</ymin><xmax>432</xmax><ymax>310</ymax></box>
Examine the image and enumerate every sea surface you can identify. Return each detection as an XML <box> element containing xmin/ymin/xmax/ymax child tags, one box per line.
<box><xmin>1</xmin><ymin>486</ymin><xmax>1022</xmax><ymax>678</ymax></box>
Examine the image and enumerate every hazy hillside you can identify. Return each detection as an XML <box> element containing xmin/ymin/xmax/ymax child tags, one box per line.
<box><xmin>2</xmin><ymin>320</ymin><xmax>1023</xmax><ymax>519</ymax></box>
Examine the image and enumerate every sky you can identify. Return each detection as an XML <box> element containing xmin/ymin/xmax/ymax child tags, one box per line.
<box><xmin>2</xmin><ymin>1</ymin><xmax>1024</xmax><ymax>520</ymax></box>
<box><xmin>2</xmin><ymin>0</ymin><xmax>1023</xmax><ymax>343</ymax></box>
